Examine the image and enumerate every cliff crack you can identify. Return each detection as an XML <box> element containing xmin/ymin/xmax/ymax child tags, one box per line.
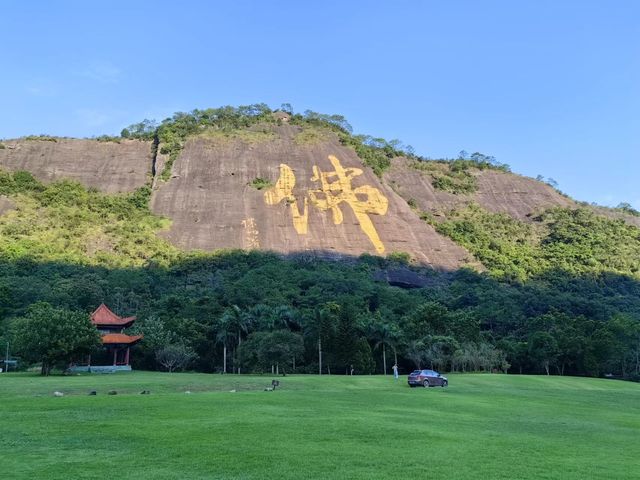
<box><xmin>150</xmin><ymin>133</ymin><xmax>159</xmax><ymax>189</ymax></box>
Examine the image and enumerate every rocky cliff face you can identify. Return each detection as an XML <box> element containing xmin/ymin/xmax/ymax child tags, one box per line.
<box><xmin>0</xmin><ymin>138</ymin><xmax>150</xmax><ymax>193</ymax></box>
<box><xmin>385</xmin><ymin>157</ymin><xmax>574</xmax><ymax>221</ymax></box>
<box><xmin>1</xmin><ymin>128</ymin><xmax>634</xmax><ymax>268</ymax></box>
<box><xmin>149</xmin><ymin>125</ymin><xmax>470</xmax><ymax>269</ymax></box>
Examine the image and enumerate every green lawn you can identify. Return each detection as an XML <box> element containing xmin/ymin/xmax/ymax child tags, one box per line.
<box><xmin>0</xmin><ymin>372</ymin><xmax>638</xmax><ymax>479</ymax></box>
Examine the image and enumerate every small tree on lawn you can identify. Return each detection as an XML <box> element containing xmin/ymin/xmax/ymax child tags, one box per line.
<box><xmin>13</xmin><ymin>302</ymin><xmax>101</xmax><ymax>375</ymax></box>
<box><xmin>131</xmin><ymin>315</ymin><xmax>177</xmax><ymax>370</ymax></box>
<box><xmin>155</xmin><ymin>343</ymin><xmax>196</xmax><ymax>373</ymax></box>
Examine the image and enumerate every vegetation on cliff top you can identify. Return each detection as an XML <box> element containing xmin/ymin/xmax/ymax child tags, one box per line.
<box><xmin>118</xmin><ymin>104</ymin><xmax>514</xmax><ymax>181</ymax></box>
<box><xmin>120</xmin><ymin>104</ymin><xmax>420</xmax><ymax>178</ymax></box>
<box><xmin>410</xmin><ymin>151</ymin><xmax>511</xmax><ymax>194</ymax></box>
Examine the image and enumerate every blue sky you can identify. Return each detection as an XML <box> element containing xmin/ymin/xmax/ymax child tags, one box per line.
<box><xmin>1</xmin><ymin>1</ymin><xmax>638</xmax><ymax>208</ymax></box>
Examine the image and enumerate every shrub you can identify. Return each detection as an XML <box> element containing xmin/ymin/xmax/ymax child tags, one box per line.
<box><xmin>616</xmin><ymin>202</ymin><xmax>640</xmax><ymax>217</ymax></box>
<box><xmin>23</xmin><ymin>135</ymin><xmax>58</xmax><ymax>142</ymax></box>
<box><xmin>250</xmin><ymin>178</ymin><xmax>273</xmax><ymax>190</ymax></box>
<box><xmin>387</xmin><ymin>251</ymin><xmax>411</xmax><ymax>265</ymax></box>
<box><xmin>94</xmin><ymin>135</ymin><xmax>121</xmax><ymax>143</ymax></box>
<box><xmin>13</xmin><ymin>171</ymin><xmax>43</xmax><ymax>193</ymax></box>
<box><xmin>431</xmin><ymin>172</ymin><xmax>477</xmax><ymax>194</ymax></box>
<box><xmin>0</xmin><ymin>169</ymin><xmax>44</xmax><ymax>195</ymax></box>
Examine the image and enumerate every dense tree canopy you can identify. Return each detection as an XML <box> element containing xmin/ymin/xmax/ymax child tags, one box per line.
<box><xmin>0</xmin><ymin>251</ymin><xmax>638</xmax><ymax>379</ymax></box>
<box><xmin>12</xmin><ymin>302</ymin><xmax>101</xmax><ymax>375</ymax></box>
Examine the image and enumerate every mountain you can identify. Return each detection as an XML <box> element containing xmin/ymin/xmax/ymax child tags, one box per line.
<box><xmin>1</xmin><ymin>106</ymin><xmax>639</xmax><ymax>379</ymax></box>
<box><xmin>1</xmin><ymin>112</ymin><xmax>638</xmax><ymax>275</ymax></box>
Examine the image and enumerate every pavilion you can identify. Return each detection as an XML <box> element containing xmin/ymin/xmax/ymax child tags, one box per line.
<box><xmin>70</xmin><ymin>304</ymin><xmax>142</xmax><ymax>373</ymax></box>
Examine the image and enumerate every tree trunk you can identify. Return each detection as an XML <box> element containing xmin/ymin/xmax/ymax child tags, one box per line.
<box><xmin>237</xmin><ymin>335</ymin><xmax>242</xmax><ymax>375</ymax></box>
<box><xmin>276</xmin><ymin>363</ymin><xmax>279</xmax><ymax>375</ymax></box>
<box><xmin>382</xmin><ymin>343</ymin><xmax>387</xmax><ymax>375</ymax></box>
<box><xmin>223</xmin><ymin>345</ymin><xmax>227</xmax><ymax>374</ymax></box>
<box><xmin>233</xmin><ymin>347</ymin><xmax>237</xmax><ymax>374</ymax></box>
<box><xmin>318</xmin><ymin>337</ymin><xmax>322</xmax><ymax>376</ymax></box>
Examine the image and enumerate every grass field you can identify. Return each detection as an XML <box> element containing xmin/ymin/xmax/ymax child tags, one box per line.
<box><xmin>1</xmin><ymin>372</ymin><xmax>638</xmax><ymax>479</ymax></box>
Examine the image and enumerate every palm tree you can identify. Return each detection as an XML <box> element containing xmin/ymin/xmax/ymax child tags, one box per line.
<box><xmin>215</xmin><ymin>315</ymin><xmax>234</xmax><ymax>374</ymax></box>
<box><xmin>244</xmin><ymin>304</ymin><xmax>269</xmax><ymax>331</ymax></box>
<box><xmin>367</xmin><ymin>315</ymin><xmax>400</xmax><ymax>375</ymax></box>
<box><xmin>303</xmin><ymin>305</ymin><xmax>338</xmax><ymax>375</ymax></box>
<box><xmin>220</xmin><ymin>305</ymin><xmax>251</xmax><ymax>374</ymax></box>
<box><xmin>273</xmin><ymin>305</ymin><xmax>301</xmax><ymax>331</ymax></box>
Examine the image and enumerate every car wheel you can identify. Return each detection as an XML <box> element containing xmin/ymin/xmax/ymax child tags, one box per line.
<box><xmin>442</xmin><ymin>380</ymin><xmax>448</xmax><ymax>387</ymax></box>
<box><xmin>422</xmin><ymin>379</ymin><xmax>429</xmax><ymax>388</ymax></box>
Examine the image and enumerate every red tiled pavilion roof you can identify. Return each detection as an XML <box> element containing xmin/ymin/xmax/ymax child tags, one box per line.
<box><xmin>91</xmin><ymin>304</ymin><xmax>136</xmax><ymax>327</ymax></box>
<box><xmin>102</xmin><ymin>333</ymin><xmax>143</xmax><ymax>345</ymax></box>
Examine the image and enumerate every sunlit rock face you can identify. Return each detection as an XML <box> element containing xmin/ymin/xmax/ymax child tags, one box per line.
<box><xmin>0</xmin><ymin>138</ymin><xmax>151</xmax><ymax>193</ymax></box>
<box><xmin>149</xmin><ymin>125</ymin><xmax>470</xmax><ymax>269</ymax></box>
<box><xmin>6</xmin><ymin>124</ymin><xmax>622</xmax><ymax>269</ymax></box>
<box><xmin>384</xmin><ymin>157</ymin><xmax>574</xmax><ymax>221</ymax></box>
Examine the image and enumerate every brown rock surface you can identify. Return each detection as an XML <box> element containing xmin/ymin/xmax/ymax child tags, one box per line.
<box><xmin>2</xmin><ymin>127</ymin><xmax>636</xmax><ymax>268</ymax></box>
<box><xmin>385</xmin><ymin>158</ymin><xmax>574</xmax><ymax>220</ymax></box>
<box><xmin>150</xmin><ymin>126</ymin><xmax>471</xmax><ymax>269</ymax></box>
<box><xmin>589</xmin><ymin>205</ymin><xmax>640</xmax><ymax>228</ymax></box>
<box><xmin>475</xmin><ymin>170</ymin><xmax>575</xmax><ymax>219</ymax></box>
<box><xmin>0</xmin><ymin>138</ymin><xmax>151</xmax><ymax>193</ymax></box>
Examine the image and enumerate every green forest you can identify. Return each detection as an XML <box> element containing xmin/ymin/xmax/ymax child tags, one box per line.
<box><xmin>1</xmin><ymin>105</ymin><xmax>639</xmax><ymax>380</ymax></box>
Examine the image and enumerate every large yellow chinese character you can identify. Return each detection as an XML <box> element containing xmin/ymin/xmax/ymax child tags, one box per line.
<box><xmin>308</xmin><ymin>155</ymin><xmax>388</xmax><ymax>254</ymax></box>
<box><xmin>264</xmin><ymin>164</ymin><xmax>309</xmax><ymax>234</ymax></box>
<box><xmin>263</xmin><ymin>155</ymin><xmax>388</xmax><ymax>254</ymax></box>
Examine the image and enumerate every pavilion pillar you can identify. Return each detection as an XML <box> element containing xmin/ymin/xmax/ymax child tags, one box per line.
<box><xmin>113</xmin><ymin>349</ymin><xmax>117</xmax><ymax>366</ymax></box>
<box><xmin>125</xmin><ymin>347</ymin><xmax>130</xmax><ymax>366</ymax></box>
<box><xmin>87</xmin><ymin>354</ymin><xmax>91</xmax><ymax>367</ymax></box>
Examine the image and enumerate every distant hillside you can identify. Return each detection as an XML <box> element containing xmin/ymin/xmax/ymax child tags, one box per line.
<box><xmin>1</xmin><ymin>106</ymin><xmax>639</xmax><ymax>381</ymax></box>
<box><xmin>0</xmin><ymin>137</ymin><xmax>150</xmax><ymax>193</ymax></box>
<box><xmin>0</xmin><ymin>106</ymin><xmax>638</xmax><ymax>277</ymax></box>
